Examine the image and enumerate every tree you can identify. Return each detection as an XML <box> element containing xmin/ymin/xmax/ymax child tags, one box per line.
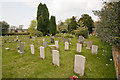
<box><xmin>78</xmin><ymin>14</ymin><xmax>94</xmax><ymax>34</ymax></box>
<box><xmin>0</xmin><ymin>21</ymin><xmax>10</xmax><ymax>35</ymax></box>
<box><xmin>28</xmin><ymin>20</ymin><xmax>42</xmax><ymax>36</ymax></box>
<box><xmin>68</xmin><ymin>16</ymin><xmax>77</xmax><ymax>33</ymax></box>
<box><xmin>37</xmin><ymin>3</ymin><xmax>49</xmax><ymax>35</ymax></box>
<box><xmin>74</xmin><ymin>20</ymin><xmax>88</xmax><ymax>38</ymax></box>
<box><xmin>49</xmin><ymin>16</ymin><xmax>56</xmax><ymax>35</ymax></box>
<box><xmin>93</xmin><ymin>2</ymin><xmax>120</xmax><ymax>49</ymax></box>
<box><xmin>57</xmin><ymin>20</ymin><xmax>68</xmax><ymax>33</ymax></box>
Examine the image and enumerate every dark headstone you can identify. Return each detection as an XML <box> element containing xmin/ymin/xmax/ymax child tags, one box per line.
<box><xmin>51</xmin><ymin>38</ymin><xmax>54</xmax><ymax>43</ymax></box>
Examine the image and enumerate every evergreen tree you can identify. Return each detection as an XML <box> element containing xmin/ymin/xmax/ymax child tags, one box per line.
<box><xmin>78</xmin><ymin>14</ymin><xmax>94</xmax><ymax>34</ymax></box>
<box><xmin>93</xmin><ymin>2</ymin><xmax>120</xmax><ymax>49</ymax></box>
<box><xmin>37</xmin><ymin>3</ymin><xmax>49</xmax><ymax>35</ymax></box>
<box><xmin>49</xmin><ymin>16</ymin><xmax>56</xmax><ymax>35</ymax></box>
<box><xmin>68</xmin><ymin>16</ymin><xmax>77</xmax><ymax>33</ymax></box>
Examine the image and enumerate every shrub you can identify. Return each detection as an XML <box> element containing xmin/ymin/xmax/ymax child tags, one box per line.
<box><xmin>33</xmin><ymin>30</ymin><xmax>43</xmax><ymax>37</ymax></box>
<box><xmin>74</xmin><ymin>26</ymin><xmax>88</xmax><ymax>38</ymax></box>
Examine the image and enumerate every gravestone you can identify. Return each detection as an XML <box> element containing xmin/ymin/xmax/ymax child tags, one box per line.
<box><xmin>17</xmin><ymin>36</ymin><xmax>18</xmax><ymax>40</ymax></box>
<box><xmin>33</xmin><ymin>37</ymin><xmax>35</xmax><ymax>41</ymax></box>
<box><xmin>55</xmin><ymin>41</ymin><xmax>59</xmax><ymax>48</ymax></box>
<box><xmin>52</xmin><ymin>50</ymin><xmax>59</xmax><ymax>66</ymax></box>
<box><xmin>78</xmin><ymin>36</ymin><xmax>84</xmax><ymax>42</ymax></box>
<box><xmin>65</xmin><ymin>42</ymin><xmax>69</xmax><ymax>50</ymax></box>
<box><xmin>27</xmin><ymin>37</ymin><xmax>30</xmax><ymax>44</ymax></box>
<box><xmin>86</xmin><ymin>41</ymin><xmax>92</xmax><ymax>49</ymax></box>
<box><xmin>20</xmin><ymin>42</ymin><xmax>24</xmax><ymax>53</ymax></box>
<box><xmin>77</xmin><ymin>43</ymin><xmax>82</xmax><ymax>53</ymax></box>
<box><xmin>30</xmin><ymin>44</ymin><xmax>34</xmax><ymax>54</ymax></box>
<box><xmin>74</xmin><ymin>55</ymin><xmax>85</xmax><ymax>76</ymax></box>
<box><xmin>78</xmin><ymin>36</ymin><xmax>84</xmax><ymax>47</ymax></box>
<box><xmin>43</xmin><ymin>40</ymin><xmax>47</xmax><ymax>48</ymax></box>
<box><xmin>40</xmin><ymin>46</ymin><xmax>45</xmax><ymax>59</ymax></box>
<box><xmin>51</xmin><ymin>37</ymin><xmax>54</xmax><ymax>43</ymax></box>
<box><xmin>91</xmin><ymin>45</ymin><xmax>98</xmax><ymax>54</ymax></box>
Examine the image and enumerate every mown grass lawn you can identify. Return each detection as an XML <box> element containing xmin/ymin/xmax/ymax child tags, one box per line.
<box><xmin>2</xmin><ymin>35</ymin><xmax>116</xmax><ymax>78</ymax></box>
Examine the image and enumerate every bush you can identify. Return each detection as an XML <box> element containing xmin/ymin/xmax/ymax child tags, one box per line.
<box><xmin>63</xmin><ymin>33</ymin><xmax>74</xmax><ymax>38</ymax></box>
<box><xmin>5</xmin><ymin>32</ymin><xmax>29</xmax><ymax>35</ymax></box>
<box><xmin>74</xmin><ymin>26</ymin><xmax>88</xmax><ymax>38</ymax></box>
<box><xmin>33</xmin><ymin>30</ymin><xmax>43</xmax><ymax>37</ymax></box>
<box><xmin>55</xmin><ymin>33</ymin><xmax>62</xmax><ymax>37</ymax></box>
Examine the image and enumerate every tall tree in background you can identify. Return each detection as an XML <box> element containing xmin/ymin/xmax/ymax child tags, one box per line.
<box><xmin>0</xmin><ymin>21</ymin><xmax>9</xmax><ymax>35</ymax></box>
<box><xmin>93</xmin><ymin>2</ymin><xmax>120</xmax><ymax>49</ymax></box>
<box><xmin>49</xmin><ymin>16</ymin><xmax>56</xmax><ymax>35</ymax></box>
<box><xmin>78</xmin><ymin>14</ymin><xmax>94</xmax><ymax>34</ymax></box>
<box><xmin>37</xmin><ymin>3</ymin><xmax>49</xmax><ymax>35</ymax></box>
<box><xmin>68</xmin><ymin>16</ymin><xmax>77</xmax><ymax>33</ymax></box>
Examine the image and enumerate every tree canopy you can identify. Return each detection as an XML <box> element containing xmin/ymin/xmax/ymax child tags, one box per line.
<box><xmin>78</xmin><ymin>14</ymin><xmax>94</xmax><ymax>34</ymax></box>
<box><xmin>93</xmin><ymin>1</ymin><xmax>120</xmax><ymax>50</ymax></box>
<box><xmin>49</xmin><ymin>16</ymin><xmax>56</xmax><ymax>35</ymax></box>
<box><xmin>37</xmin><ymin>3</ymin><xmax>49</xmax><ymax>35</ymax></box>
<box><xmin>0</xmin><ymin>21</ymin><xmax>10</xmax><ymax>35</ymax></box>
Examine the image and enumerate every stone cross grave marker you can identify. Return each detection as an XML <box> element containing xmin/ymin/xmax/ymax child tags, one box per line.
<box><xmin>77</xmin><ymin>43</ymin><xmax>82</xmax><ymax>53</ymax></box>
<box><xmin>86</xmin><ymin>41</ymin><xmax>92</xmax><ymax>49</ymax></box>
<box><xmin>65</xmin><ymin>42</ymin><xmax>69</xmax><ymax>50</ymax></box>
<box><xmin>91</xmin><ymin>45</ymin><xmax>98</xmax><ymax>54</ymax></box>
<box><xmin>40</xmin><ymin>46</ymin><xmax>45</xmax><ymax>59</ymax></box>
<box><xmin>74</xmin><ymin>55</ymin><xmax>85</xmax><ymax>76</ymax></box>
<box><xmin>52</xmin><ymin>50</ymin><xmax>59</xmax><ymax>66</ymax></box>
<box><xmin>55</xmin><ymin>41</ymin><xmax>59</xmax><ymax>48</ymax></box>
<box><xmin>30</xmin><ymin>44</ymin><xmax>34</xmax><ymax>54</ymax></box>
<box><xmin>20</xmin><ymin>42</ymin><xmax>24</xmax><ymax>53</ymax></box>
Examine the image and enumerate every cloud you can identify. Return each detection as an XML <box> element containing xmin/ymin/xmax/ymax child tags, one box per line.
<box><xmin>0</xmin><ymin>0</ymin><xmax>103</xmax><ymax>29</ymax></box>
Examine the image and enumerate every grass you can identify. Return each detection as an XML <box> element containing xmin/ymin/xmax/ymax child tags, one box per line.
<box><xmin>2</xmin><ymin>35</ymin><xmax>116</xmax><ymax>78</ymax></box>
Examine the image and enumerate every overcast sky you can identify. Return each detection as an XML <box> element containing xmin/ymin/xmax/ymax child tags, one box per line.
<box><xmin>0</xmin><ymin>0</ymin><xmax>103</xmax><ymax>29</ymax></box>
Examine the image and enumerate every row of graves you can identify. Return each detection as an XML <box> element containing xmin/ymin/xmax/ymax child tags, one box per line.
<box><xmin>2</xmin><ymin>35</ymin><xmax>99</xmax><ymax>76</ymax></box>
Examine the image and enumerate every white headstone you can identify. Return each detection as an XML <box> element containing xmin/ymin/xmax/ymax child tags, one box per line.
<box><xmin>30</xmin><ymin>44</ymin><xmax>34</xmax><ymax>54</ymax></box>
<box><xmin>40</xmin><ymin>46</ymin><xmax>45</xmax><ymax>59</ymax></box>
<box><xmin>91</xmin><ymin>45</ymin><xmax>98</xmax><ymax>54</ymax></box>
<box><xmin>65</xmin><ymin>42</ymin><xmax>69</xmax><ymax>50</ymax></box>
<box><xmin>74</xmin><ymin>55</ymin><xmax>85</xmax><ymax>76</ymax></box>
<box><xmin>55</xmin><ymin>41</ymin><xmax>59</xmax><ymax>48</ymax></box>
<box><xmin>77</xmin><ymin>43</ymin><xmax>82</xmax><ymax>53</ymax></box>
<box><xmin>52</xmin><ymin>50</ymin><xmax>59</xmax><ymax>66</ymax></box>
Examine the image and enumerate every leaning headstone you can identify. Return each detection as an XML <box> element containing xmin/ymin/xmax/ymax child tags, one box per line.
<box><xmin>74</xmin><ymin>55</ymin><xmax>85</xmax><ymax>76</ymax></box>
<box><xmin>65</xmin><ymin>42</ymin><xmax>69</xmax><ymax>50</ymax></box>
<box><xmin>91</xmin><ymin>45</ymin><xmax>98</xmax><ymax>54</ymax></box>
<box><xmin>52</xmin><ymin>50</ymin><xmax>59</xmax><ymax>66</ymax></box>
<box><xmin>55</xmin><ymin>41</ymin><xmax>59</xmax><ymax>48</ymax></box>
<box><xmin>20</xmin><ymin>42</ymin><xmax>24</xmax><ymax>53</ymax></box>
<box><xmin>40</xmin><ymin>46</ymin><xmax>45</xmax><ymax>59</ymax></box>
<box><xmin>77</xmin><ymin>43</ymin><xmax>82</xmax><ymax>53</ymax></box>
<box><xmin>86</xmin><ymin>41</ymin><xmax>92</xmax><ymax>49</ymax></box>
<box><xmin>30</xmin><ymin>44</ymin><xmax>34</xmax><ymax>54</ymax></box>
